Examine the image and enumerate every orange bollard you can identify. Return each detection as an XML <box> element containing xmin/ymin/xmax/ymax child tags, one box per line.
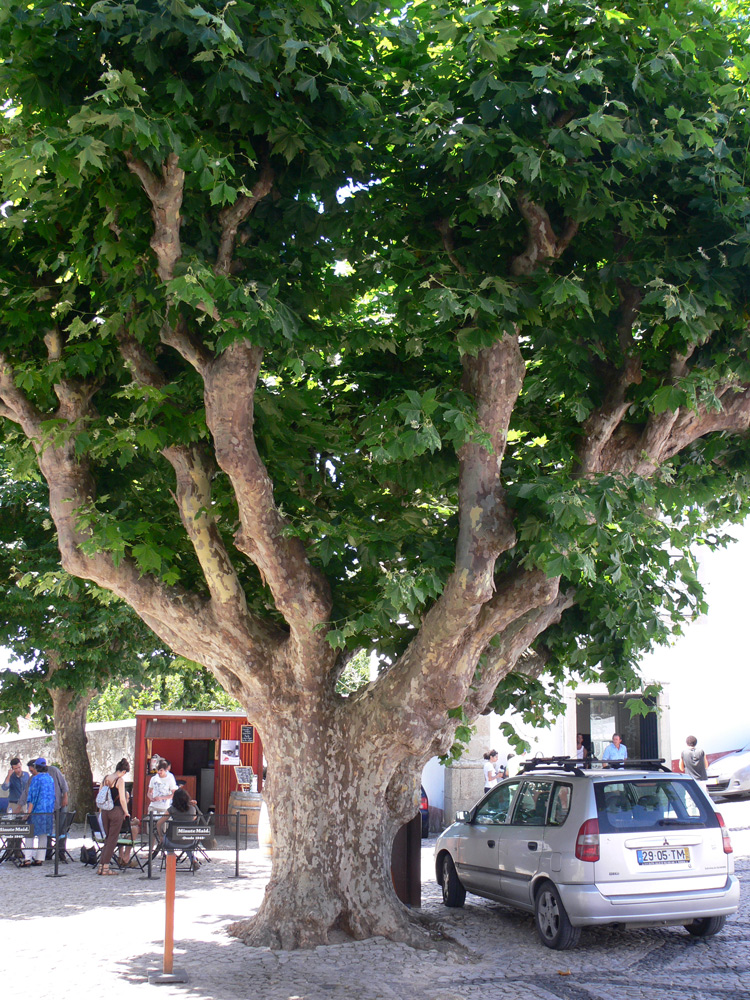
<box><xmin>148</xmin><ymin>852</ymin><xmax>187</xmax><ymax>984</ymax></box>
<box><xmin>163</xmin><ymin>852</ymin><xmax>176</xmax><ymax>974</ymax></box>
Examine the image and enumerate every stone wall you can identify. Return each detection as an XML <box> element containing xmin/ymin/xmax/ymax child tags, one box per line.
<box><xmin>443</xmin><ymin>714</ymin><xmax>490</xmax><ymax>825</ymax></box>
<box><xmin>0</xmin><ymin>720</ymin><xmax>136</xmax><ymax>806</ymax></box>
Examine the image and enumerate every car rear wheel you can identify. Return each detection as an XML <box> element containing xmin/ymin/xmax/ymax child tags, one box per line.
<box><xmin>440</xmin><ymin>855</ymin><xmax>466</xmax><ymax>908</ymax></box>
<box><xmin>685</xmin><ymin>916</ymin><xmax>727</xmax><ymax>938</ymax></box>
<box><xmin>534</xmin><ymin>881</ymin><xmax>581</xmax><ymax>950</ymax></box>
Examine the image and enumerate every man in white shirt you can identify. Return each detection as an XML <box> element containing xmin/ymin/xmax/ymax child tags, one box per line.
<box><xmin>147</xmin><ymin>759</ymin><xmax>177</xmax><ymax>815</ymax></box>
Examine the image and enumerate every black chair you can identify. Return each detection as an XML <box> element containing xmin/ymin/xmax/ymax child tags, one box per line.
<box><xmin>0</xmin><ymin>814</ymin><xmax>33</xmax><ymax>867</ymax></box>
<box><xmin>85</xmin><ymin>812</ymin><xmax>146</xmax><ymax>870</ymax></box>
<box><xmin>159</xmin><ymin>817</ymin><xmax>211</xmax><ymax>874</ymax></box>
<box><xmin>85</xmin><ymin>813</ymin><xmax>105</xmax><ymax>865</ymax></box>
<box><xmin>48</xmin><ymin>810</ymin><xmax>76</xmax><ymax>863</ymax></box>
<box><xmin>115</xmin><ymin>816</ymin><xmax>147</xmax><ymax>870</ymax></box>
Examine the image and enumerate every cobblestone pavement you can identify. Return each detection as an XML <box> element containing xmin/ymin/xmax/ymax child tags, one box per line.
<box><xmin>1</xmin><ymin>823</ymin><xmax>747</xmax><ymax>1000</ymax></box>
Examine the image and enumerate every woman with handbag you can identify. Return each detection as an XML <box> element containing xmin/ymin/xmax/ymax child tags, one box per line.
<box><xmin>96</xmin><ymin>758</ymin><xmax>130</xmax><ymax>876</ymax></box>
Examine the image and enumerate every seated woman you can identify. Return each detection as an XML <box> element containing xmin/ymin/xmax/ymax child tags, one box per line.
<box><xmin>156</xmin><ymin>787</ymin><xmax>202</xmax><ymax>870</ymax></box>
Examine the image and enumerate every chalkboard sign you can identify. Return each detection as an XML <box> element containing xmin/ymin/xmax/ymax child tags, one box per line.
<box><xmin>234</xmin><ymin>766</ymin><xmax>254</xmax><ymax>786</ymax></box>
<box><xmin>174</xmin><ymin>825</ymin><xmax>211</xmax><ymax>839</ymax></box>
<box><xmin>240</xmin><ymin>724</ymin><xmax>255</xmax><ymax>743</ymax></box>
<box><xmin>0</xmin><ymin>822</ymin><xmax>32</xmax><ymax>836</ymax></box>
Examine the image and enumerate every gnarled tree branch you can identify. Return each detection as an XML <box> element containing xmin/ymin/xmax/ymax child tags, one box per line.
<box><xmin>510</xmin><ymin>193</ymin><xmax>578</xmax><ymax>276</ymax></box>
<box><xmin>575</xmin><ymin>281</ymin><xmax>643</xmax><ymax>476</ymax></box>
<box><xmin>203</xmin><ymin>341</ymin><xmax>333</xmax><ymax>664</ymax></box>
<box><xmin>126</xmin><ymin>152</ymin><xmax>185</xmax><ymax>282</ymax></box>
<box><xmin>462</xmin><ymin>588</ymin><xmax>576</xmax><ymax>720</ymax></box>
<box><xmin>216</xmin><ymin>158</ymin><xmax>274</xmax><ymax>276</ymax></box>
<box><xmin>0</xmin><ymin>352</ymin><xmax>273</xmax><ymax>697</ymax></box>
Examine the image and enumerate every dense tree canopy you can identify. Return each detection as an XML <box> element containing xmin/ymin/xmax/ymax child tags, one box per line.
<box><xmin>1</xmin><ymin>0</ymin><xmax>749</xmax><ymax>948</ymax></box>
<box><xmin>0</xmin><ymin>467</ymin><xmax>182</xmax><ymax>811</ymax></box>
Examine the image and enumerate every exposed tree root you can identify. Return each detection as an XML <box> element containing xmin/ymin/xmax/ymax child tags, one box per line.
<box><xmin>228</xmin><ymin>904</ymin><xmax>476</xmax><ymax>958</ymax></box>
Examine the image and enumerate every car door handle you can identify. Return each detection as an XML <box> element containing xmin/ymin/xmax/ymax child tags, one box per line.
<box><xmin>487</xmin><ymin>840</ymin><xmax>496</xmax><ymax>848</ymax></box>
<box><xmin>527</xmin><ymin>841</ymin><xmax>538</xmax><ymax>851</ymax></box>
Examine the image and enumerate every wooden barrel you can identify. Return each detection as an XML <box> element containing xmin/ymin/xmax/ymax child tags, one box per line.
<box><xmin>257</xmin><ymin>797</ymin><xmax>272</xmax><ymax>857</ymax></box>
<box><xmin>227</xmin><ymin>790</ymin><xmax>261</xmax><ymax>839</ymax></box>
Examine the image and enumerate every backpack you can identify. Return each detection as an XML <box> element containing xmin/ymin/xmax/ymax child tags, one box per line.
<box><xmin>80</xmin><ymin>845</ymin><xmax>98</xmax><ymax>866</ymax></box>
<box><xmin>95</xmin><ymin>782</ymin><xmax>114</xmax><ymax>811</ymax></box>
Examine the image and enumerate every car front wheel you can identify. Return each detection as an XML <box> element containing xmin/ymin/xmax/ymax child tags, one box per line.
<box><xmin>685</xmin><ymin>916</ymin><xmax>727</xmax><ymax>938</ymax></box>
<box><xmin>534</xmin><ymin>881</ymin><xmax>581</xmax><ymax>950</ymax></box>
<box><xmin>440</xmin><ymin>855</ymin><xmax>466</xmax><ymax>908</ymax></box>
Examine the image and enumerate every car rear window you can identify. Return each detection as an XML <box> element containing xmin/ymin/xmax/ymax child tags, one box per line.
<box><xmin>595</xmin><ymin>779</ymin><xmax>717</xmax><ymax>834</ymax></box>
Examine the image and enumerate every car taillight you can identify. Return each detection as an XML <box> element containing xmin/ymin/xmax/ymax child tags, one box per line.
<box><xmin>575</xmin><ymin>818</ymin><xmax>600</xmax><ymax>862</ymax></box>
<box><xmin>421</xmin><ymin>792</ymin><xmax>428</xmax><ymax>810</ymax></box>
<box><xmin>715</xmin><ymin>813</ymin><xmax>733</xmax><ymax>854</ymax></box>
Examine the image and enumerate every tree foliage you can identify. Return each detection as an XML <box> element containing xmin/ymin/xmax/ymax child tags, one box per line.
<box><xmin>0</xmin><ymin>467</ymin><xmax>170</xmax><ymax>731</ymax></box>
<box><xmin>1</xmin><ymin>0</ymin><xmax>749</xmax><ymax>948</ymax></box>
<box><xmin>87</xmin><ymin>655</ymin><xmax>241</xmax><ymax>721</ymax></box>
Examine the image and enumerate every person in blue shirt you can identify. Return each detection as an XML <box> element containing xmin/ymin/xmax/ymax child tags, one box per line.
<box><xmin>21</xmin><ymin>759</ymin><xmax>56</xmax><ymax>866</ymax></box>
<box><xmin>2</xmin><ymin>757</ymin><xmax>30</xmax><ymax>814</ymax></box>
<box><xmin>602</xmin><ymin>733</ymin><xmax>628</xmax><ymax>769</ymax></box>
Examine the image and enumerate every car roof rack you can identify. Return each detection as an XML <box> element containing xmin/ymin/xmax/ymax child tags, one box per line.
<box><xmin>520</xmin><ymin>756</ymin><xmax>584</xmax><ymax>775</ymax></box>
<box><xmin>519</xmin><ymin>756</ymin><xmax>672</xmax><ymax>775</ymax></box>
<box><xmin>599</xmin><ymin>758</ymin><xmax>673</xmax><ymax>773</ymax></box>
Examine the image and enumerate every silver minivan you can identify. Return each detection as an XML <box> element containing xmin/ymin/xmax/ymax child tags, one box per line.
<box><xmin>435</xmin><ymin>758</ymin><xmax>740</xmax><ymax>949</ymax></box>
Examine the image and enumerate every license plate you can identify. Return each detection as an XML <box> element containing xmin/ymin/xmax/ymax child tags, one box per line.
<box><xmin>637</xmin><ymin>847</ymin><xmax>690</xmax><ymax>865</ymax></box>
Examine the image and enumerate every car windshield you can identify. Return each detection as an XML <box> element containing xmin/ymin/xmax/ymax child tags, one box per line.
<box><xmin>595</xmin><ymin>779</ymin><xmax>717</xmax><ymax>834</ymax></box>
<box><xmin>474</xmin><ymin>781</ymin><xmax>520</xmax><ymax>825</ymax></box>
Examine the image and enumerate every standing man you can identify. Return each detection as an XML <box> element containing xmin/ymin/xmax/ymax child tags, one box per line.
<box><xmin>2</xmin><ymin>757</ymin><xmax>30</xmax><ymax>814</ymax></box>
<box><xmin>16</xmin><ymin>759</ymin><xmax>39</xmax><ymax>810</ymax></box>
<box><xmin>147</xmin><ymin>759</ymin><xmax>177</xmax><ymax>816</ymax></box>
<box><xmin>575</xmin><ymin>734</ymin><xmax>589</xmax><ymax>761</ymax></box>
<box><xmin>44</xmin><ymin>760</ymin><xmax>69</xmax><ymax>812</ymax></box>
<box><xmin>679</xmin><ymin>735</ymin><xmax>708</xmax><ymax>782</ymax></box>
<box><xmin>602</xmin><ymin>733</ymin><xmax>628</xmax><ymax>768</ymax></box>
<box><xmin>21</xmin><ymin>759</ymin><xmax>55</xmax><ymax>866</ymax></box>
<box><xmin>40</xmin><ymin>758</ymin><xmax>69</xmax><ymax>860</ymax></box>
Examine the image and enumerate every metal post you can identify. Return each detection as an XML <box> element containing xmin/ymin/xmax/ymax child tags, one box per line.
<box><xmin>141</xmin><ymin>813</ymin><xmax>160</xmax><ymax>880</ymax></box>
<box><xmin>234</xmin><ymin>809</ymin><xmax>240</xmax><ymax>878</ymax></box>
<box><xmin>45</xmin><ymin>809</ymin><xmax>67</xmax><ymax>879</ymax></box>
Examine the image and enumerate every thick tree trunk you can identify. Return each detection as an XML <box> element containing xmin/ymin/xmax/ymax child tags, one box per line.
<box><xmin>47</xmin><ymin>669</ymin><xmax>96</xmax><ymax>820</ymax></box>
<box><xmin>228</xmin><ymin>707</ymin><xmax>426</xmax><ymax>950</ymax></box>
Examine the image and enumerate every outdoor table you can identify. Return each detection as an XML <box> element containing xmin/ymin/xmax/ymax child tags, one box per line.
<box><xmin>0</xmin><ymin>815</ymin><xmax>32</xmax><ymax>866</ymax></box>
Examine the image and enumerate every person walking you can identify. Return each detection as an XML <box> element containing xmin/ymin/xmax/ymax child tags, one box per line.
<box><xmin>97</xmin><ymin>759</ymin><xmax>131</xmax><ymax>876</ymax></box>
<box><xmin>679</xmin><ymin>735</ymin><xmax>708</xmax><ymax>782</ymax></box>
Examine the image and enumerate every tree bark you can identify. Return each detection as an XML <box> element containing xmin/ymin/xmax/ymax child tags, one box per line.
<box><xmin>46</xmin><ymin>653</ymin><xmax>96</xmax><ymax>820</ymax></box>
<box><xmin>228</xmin><ymin>687</ymin><xmax>430</xmax><ymax>949</ymax></box>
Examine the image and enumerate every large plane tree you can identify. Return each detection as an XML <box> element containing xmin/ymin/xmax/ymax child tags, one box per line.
<box><xmin>1</xmin><ymin>1</ymin><xmax>749</xmax><ymax>948</ymax></box>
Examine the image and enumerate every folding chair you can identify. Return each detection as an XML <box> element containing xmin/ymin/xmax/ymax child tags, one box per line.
<box><xmin>160</xmin><ymin>818</ymin><xmax>211</xmax><ymax>874</ymax></box>
<box><xmin>191</xmin><ymin>811</ymin><xmax>214</xmax><ymax>866</ymax></box>
<box><xmin>0</xmin><ymin>814</ymin><xmax>32</xmax><ymax>867</ymax></box>
<box><xmin>48</xmin><ymin>810</ymin><xmax>76</xmax><ymax>863</ymax></box>
<box><xmin>114</xmin><ymin>816</ymin><xmax>147</xmax><ymax>871</ymax></box>
<box><xmin>85</xmin><ymin>813</ymin><xmax>105</xmax><ymax>866</ymax></box>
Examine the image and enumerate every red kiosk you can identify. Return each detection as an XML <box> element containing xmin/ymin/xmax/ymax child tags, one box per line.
<box><xmin>132</xmin><ymin>710</ymin><xmax>263</xmax><ymax>819</ymax></box>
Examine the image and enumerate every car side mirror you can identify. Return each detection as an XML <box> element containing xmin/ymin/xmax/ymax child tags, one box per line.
<box><xmin>455</xmin><ymin>810</ymin><xmax>471</xmax><ymax>823</ymax></box>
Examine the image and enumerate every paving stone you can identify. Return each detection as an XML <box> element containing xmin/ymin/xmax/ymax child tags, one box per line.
<box><xmin>0</xmin><ymin>827</ymin><xmax>747</xmax><ymax>1000</ymax></box>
